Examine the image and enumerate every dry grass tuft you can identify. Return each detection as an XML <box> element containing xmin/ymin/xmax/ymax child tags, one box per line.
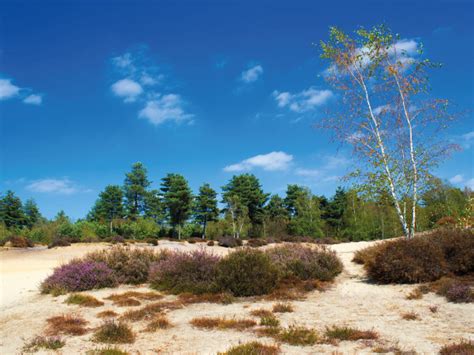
<box><xmin>22</xmin><ymin>336</ymin><xmax>65</xmax><ymax>352</ymax></box>
<box><xmin>218</xmin><ymin>341</ymin><xmax>280</xmax><ymax>355</ymax></box>
<box><xmin>178</xmin><ymin>292</ymin><xmax>234</xmax><ymax>305</ymax></box>
<box><xmin>272</xmin><ymin>303</ymin><xmax>293</xmax><ymax>313</ymax></box>
<box><xmin>439</xmin><ymin>340</ymin><xmax>474</xmax><ymax>355</ymax></box>
<box><xmin>259</xmin><ymin>315</ymin><xmax>280</xmax><ymax>327</ymax></box>
<box><xmin>86</xmin><ymin>347</ymin><xmax>130</xmax><ymax>355</ymax></box>
<box><xmin>190</xmin><ymin>317</ymin><xmax>257</xmax><ymax>330</ymax></box>
<box><xmin>324</xmin><ymin>325</ymin><xmax>378</xmax><ymax>341</ymax></box>
<box><xmin>250</xmin><ymin>309</ymin><xmax>273</xmax><ymax>318</ymax></box>
<box><xmin>144</xmin><ymin>315</ymin><xmax>172</xmax><ymax>332</ymax></box>
<box><xmin>277</xmin><ymin>326</ymin><xmax>319</xmax><ymax>346</ymax></box>
<box><xmin>105</xmin><ymin>291</ymin><xmax>163</xmax><ymax>302</ymax></box>
<box><xmin>97</xmin><ymin>310</ymin><xmax>119</xmax><ymax>319</ymax></box>
<box><xmin>114</xmin><ymin>298</ymin><xmax>141</xmax><ymax>307</ymax></box>
<box><xmin>65</xmin><ymin>293</ymin><xmax>104</xmax><ymax>307</ymax></box>
<box><xmin>401</xmin><ymin>312</ymin><xmax>420</xmax><ymax>321</ymax></box>
<box><xmin>93</xmin><ymin>320</ymin><xmax>135</xmax><ymax>344</ymax></box>
<box><xmin>45</xmin><ymin>314</ymin><xmax>88</xmax><ymax>336</ymax></box>
<box><xmin>429</xmin><ymin>305</ymin><xmax>438</xmax><ymax>313</ymax></box>
<box><xmin>405</xmin><ymin>289</ymin><xmax>423</xmax><ymax>300</ymax></box>
<box><xmin>120</xmin><ymin>301</ymin><xmax>182</xmax><ymax>322</ymax></box>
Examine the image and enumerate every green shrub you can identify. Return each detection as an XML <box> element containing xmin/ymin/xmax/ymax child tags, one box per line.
<box><xmin>266</xmin><ymin>244</ymin><xmax>343</xmax><ymax>281</ymax></box>
<box><xmin>216</xmin><ymin>249</ymin><xmax>279</xmax><ymax>296</ymax></box>
<box><xmin>218</xmin><ymin>342</ymin><xmax>280</xmax><ymax>355</ymax></box>
<box><xmin>23</xmin><ymin>336</ymin><xmax>65</xmax><ymax>352</ymax></box>
<box><xmin>277</xmin><ymin>326</ymin><xmax>319</xmax><ymax>346</ymax></box>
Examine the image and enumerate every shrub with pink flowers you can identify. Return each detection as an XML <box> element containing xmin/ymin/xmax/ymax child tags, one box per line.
<box><xmin>149</xmin><ymin>249</ymin><xmax>221</xmax><ymax>294</ymax></box>
<box><xmin>41</xmin><ymin>260</ymin><xmax>117</xmax><ymax>294</ymax></box>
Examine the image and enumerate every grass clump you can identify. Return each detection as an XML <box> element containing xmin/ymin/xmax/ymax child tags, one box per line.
<box><xmin>405</xmin><ymin>289</ymin><xmax>423</xmax><ymax>300</ymax></box>
<box><xmin>216</xmin><ymin>249</ymin><xmax>279</xmax><ymax>296</ymax></box>
<box><xmin>93</xmin><ymin>320</ymin><xmax>135</xmax><ymax>344</ymax></box>
<box><xmin>218</xmin><ymin>341</ymin><xmax>280</xmax><ymax>355</ymax></box>
<box><xmin>267</xmin><ymin>244</ymin><xmax>343</xmax><ymax>282</ymax></box>
<box><xmin>190</xmin><ymin>317</ymin><xmax>256</xmax><ymax>330</ymax></box>
<box><xmin>439</xmin><ymin>340</ymin><xmax>474</xmax><ymax>355</ymax></box>
<box><xmin>86</xmin><ymin>347</ymin><xmax>130</xmax><ymax>355</ymax></box>
<box><xmin>272</xmin><ymin>303</ymin><xmax>293</xmax><ymax>313</ymax></box>
<box><xmin>277</xmin><ymin>326</ymin><xmax>319</xmax><ymax>346</ymax></box>
<box><xmin>250</xmin><ymin>309</ymin><xmax>273</xmax><ymax>318</ymax></box>
<box><xmin>324</xmin><ymin>325</ymin><xmax>378</xmax><ymax>341</ymax></box>
<box><xmin>46</xmin><ymin>314</ymin><xmax>88</xmax><ymax>336</ymax></box>
<box><xmin>65</xmin><ymin>293</ymin><xmax>104</xmax><ymax>307</ymax></box>
<box><xmin>144</xmin><ymin>315</ymin><xmax>172</xmax><ymax>331</ymax></box>
<box><xmin>178</xmin><ymin>292</ymin><xmax>234</xmax><ymax>305</ymax></box>
<box><xmin>401</xmin><ymin>312</ymin><xmax>419</xmax><ymax>321</ymax></box>
<box><xmin>149</xmin><ymin>249</ymin><xmax>220</xmax><ymax>294</ymax></box>
<box><xmin>97</xmin><ymin>310</ymin><xmax>119</xmax><ymax>318</ymax></box>
<box><xmin>120</xmin><ymin>301</ymin><xmax>181</xmax><ymax>322</ymax></box>
<box><xmin>259</xmin><ymin>315</ymin><xmax>280</xmax><ymax>327</ymax></box>
<box><xmin>23</xmin><ymin>336</ymin><xmax>65</xmax><ymax>352</ymax></box>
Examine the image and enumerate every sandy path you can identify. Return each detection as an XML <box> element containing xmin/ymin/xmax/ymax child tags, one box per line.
<box><xmin>0</xmin><ymin>241</ymin><xmax>473</xmax><ymax>354</ymax></box>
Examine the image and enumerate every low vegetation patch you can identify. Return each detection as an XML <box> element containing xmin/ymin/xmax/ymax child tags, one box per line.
<box><xmin>272</xmin><ymin>303</ymin><xmax>293</xmax><ymax>313</ymax></box>
<box><xmin>218</xmin><ymin>236</ymin><xmax>243</xmax><ymax>248</ymax></box>
<box><xmin>433</xmin><ymin>277</ymin><xmax>474</xmax><ymax>303</ymax></box>
<box><xmin>401</xmin><ymin>312</ymin><xmax>419</xmax><ymax>321</ymax></box>
<box><xmin>41</xmin><ymin>260</ymin><xmax>117</xmax><ymax>294</ymax></box>
<box><xmin>144</xmin><ymin>315</ymin><xmax>172</xmax><ymax>331</ymax></box>
<box><xmin>93</xmin><ymin>320</ymin><xmax>135</xmax><ymax>344</ymax></box>
<box><xmin>250</xmin><ymin>309</ymin><xmax>273</xmax><ymax>318</ymax></box>
<box><xmin>120</xmin><ymin>301</ymin><xmax>181</xmax><ymax>322</ymax></box>
<box><xmin>357</xmin><ymin>229</ymin><xmax>474</xmax><ymax>284</ymax></box>
<box><xmin>0</xmin><ymin>235</ymin><xmax>34</xmax><ymax>248</ymax></box>
<box><xmin>324</xmin><ymin>325</ymin><xmax>378</xmax><ymax>341</ymax></box>
<box><xmin>218</xmin><ymin>341</ymin><xmax>280</xmax><ymax>355</ymax></box>
<box><xmin>277</xmin><ymin>326</ymin><xmax>319</xmax><ymax>346</ymax></box>
<box><xmin>216</xmin><ymin>249</ymin><xmax>279</xmax><ymax>296</ymax></box>
<box><xmin>439</xmin><ymin>340</ymin><xmax>474</xmax><ymax>355</ymax></box>
<box><xmin>23</xmin><ymin>336</ymin><xmax>65</xmax><ymax>352</ymax></box>
<box><xmin>405</xmin><ymin>289</ymin><xmax>423</xmax><ymax>300</ymax></box>
<box><xmin>65</xmin><ymin>293</ymin><xmax>104</xmax><ymax>307</ymax></box>
<box><xmin>177</xmin><ymin>292</ymin><xmax>234</xmax><ymax>305</ymax></box>
<box><xmin>149</xmin><ymin>249</ymin><xmax>220</xmax><ymax>294</ymax></box>
<box><xmin>46</xmin><ymin>314</ymin><xmax>88</xmax><ymax>336</ymax></box>
<box><xmin>259</xmin><ymin>315</ymin><xmax>280</xmax><ymax>327</ymax></box>
<box><xmin>86</xmin><ymin>347</ymin><xmax>130</xmax><ymax>355</ymax></box>
<box><xmin>190</xmin><ymin>317</ymin><xmax>256</xmax><ymax>330</ymax></box>
<box><xmin>97</xmin><ymin>310</ymin><xmax>119</xmax><ymax>319</ymax></box>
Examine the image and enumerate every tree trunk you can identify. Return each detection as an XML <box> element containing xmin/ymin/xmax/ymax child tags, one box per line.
<box><xmin>202</xmin><ymin>219</ymin><xmax>207</xmax><ymax>239</ymax></box>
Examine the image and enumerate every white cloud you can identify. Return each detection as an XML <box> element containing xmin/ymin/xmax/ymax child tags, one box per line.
<box><xmin>0</xmin><ymin>79</ymin><xmax>20</xmax><ymax>100</ymax></box>
<box><xmin>139</xmin><ymin>94</ymin><xmax>193</xmax><ymax>125</ymax></box>
<box><xmin>112</xmin><ymin>52</ymin><xmax>133</xmax><ymax>70</ymax></box>
<box><xmin>241</xmin><ymin>65</ymin><xmax>263</xmax><ymax>83</ymax></box>
<box><xmin>467</xmin><ymin>179</ymin><xmax>474</xmax><ymax>190</ymax></box>
<box><xmin>224</xmin><ymin>151</ymin><xmax>293</xmax><ymax>172</ymax></box>
<box><xmin>461</xmin><ymin>131</ymin><xmax>474</xmax><ymax>149</ymax></box>
<box><xmin>295</xmin><ymin>168</ymin><xmax>321</xmax><ymax>177</ymax></box>
<box><xmin>111</xmin><ymin>79</ymin><xmax>143</xmax><ymax>102</ymax></box>
<box><xmin>449</xmin><ymin>174</ymin><xmax>464</xmax><ymax>184</ymax></box>
<box><xmin>273</xmin><ymin>88</ymin><xmax>333</xmax><ymax>113</ymax></box>
<box><xmin>390</xmin><ymin>39</ymin><xmax>418</xmax><ymax>56</ymax></box>
<box><xmin>23</xmin><ymin>94</ymin><xmax>43</xmax><ymax>105</ymax></box>
<box><xmin>26</xmin><ymin>178</ymin><xmax>80</xmax><ymax>195</ymax></box>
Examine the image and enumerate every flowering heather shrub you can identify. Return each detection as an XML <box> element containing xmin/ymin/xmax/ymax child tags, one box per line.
<box><xmin>365</xmin><ymin>237</ymin><xmax>447</xmax><ymax>284</ymax></box>
<box><xmin>218</xmin><ymin>236</ymin><xmax>243</xmax><ymax>248</ymax></box>
<box><xmin>216</xmin><ymin>249</ymin><xmax>279</xmax><ymax>296</ymax></box>
<box><xmin>41</xmin><ymin>260</ymin><xmax>117</xmax><ymax>294</ymax></box>
<box><xmin>266</xmin><ymin>244</ymin><xmax>343</xmax><ymax>281</ymax></box>
<box><xmin>434</xmin><ymin>278</ymin><xmax>473</xmax><ymax>303</ymax></box>
<box><xmin>431</xmin><ymin>228</ymin><xmax>474</xmax><ymax>275</ymax></box>
<box><xmin>86</xmin><ymin>246</ymin><xmax>164</xmax><ymax>284</ymax></box>
<box><xmin>148</xmin><ymin>249</ymin><xmax>221</xmax><ymax>294</ymax></box>
<box><xmin>439</xmin><ymin>340</ymin><xmax>474</xmax><ymax>355</ymax></box>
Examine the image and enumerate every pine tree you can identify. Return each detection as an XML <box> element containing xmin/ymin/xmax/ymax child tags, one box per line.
<box><xmin>194</xmin><ymin>183</ymin><xmax>219</xmax><ymax>238</ymax></box>
<box><xmin>89</xmin><ymin>185</ymin><xmax>124</xmax><ymax>232</ymax></box>
<box><xmin>123</xmin><ymin>162</ymin><xmax>151</xmax><ymax>219</ymax></box>
<box><xmin>0</xmin><ymin>191</ymin><xmax>26</xmax><ymax>228</ymax></box>
<box><xmin>161</xmin><ymin>174</ymin><xmax>193</xmax><ymax>239</ymax></box>
<box><xmin>23</xmin><ymin>198</ymin><xmax>42</xmax><ymax>228</ymax></box>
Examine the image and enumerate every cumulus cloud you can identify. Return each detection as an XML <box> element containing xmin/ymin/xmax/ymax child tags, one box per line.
<box><xmin>460</xmin><ymin>131</ymin><xmax>474</xmax><ymax>149</ymax></box>
<box><xmin>273</xmin><ymin>87</ymin><xmax>333</xmax><ymax>113</ymax></box>
<box><xmin>240</xmin><ymin>65</ymin><xmax>263</xmax><ymax>83</ymax></box>
<box><xmin>111</xmin><ymin>78</ymin><xmax>143</xmax><ymax>102</ymax></box>
<box><xmin>295</xmin><ymin>168</ymin><xmax>321</xmax><ymax>177</ymax></box>
<box><xmin>0</xmin><ymin>79</ymin><xmax>20</xmax><ymax>100</ymax></box>
<box><xmin>224</xmin><ymin>151</ymin><xmax>293</xmax><ymax>172</ymax></box>
<box><xmin>26</xmin><ymin>178</ymin><xmax>83</xmax><ymax>195</ymax></box>
<box><xmin>449</xmin><ymin>174</ymin><xmax>474</xmax><ymax>189</ymax></box>
<box><xmin>139</xmin><ymin>94</ymin><xmax>194</xmax><ymax>125</ymax></box>
<box><xmin>111</xmin><ymin>49</ymin><xmax>193</xmax><ymax>126</ymax></box>
<box><xmin>23</xmin><ymin>94</ymin><xmax>43</xmax><ymax>105</ymax></box>
<box><xmin>449</xmin><ymin>174</ymin><xmax>464</xmax><ymax>184</ymax></box>
<box><xmin>295</xmin><ymin>154</ymin><xmax>351</xmax><ymax>184</ymax></box>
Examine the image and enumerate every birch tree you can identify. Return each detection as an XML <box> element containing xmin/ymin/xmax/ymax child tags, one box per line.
<box><xmin>320</xmin><ymin>25</ymin><xmax>458</xmax><ymax>238</ymax></box>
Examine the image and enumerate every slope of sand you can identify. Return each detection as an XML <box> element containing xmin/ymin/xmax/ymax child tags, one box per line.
<box><xmin>0</xmin><ymin>241</ymin><xmax>473</xmax><ymax>354</ymax></box>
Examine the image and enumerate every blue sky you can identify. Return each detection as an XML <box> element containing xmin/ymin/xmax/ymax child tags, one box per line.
<box><xmin>1</xmin><ymin>0</ymin><xmax>473</xmax><ymax>219</ymax></box>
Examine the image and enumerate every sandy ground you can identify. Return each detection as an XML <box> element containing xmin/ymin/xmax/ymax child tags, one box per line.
<box><xmin>0</xmin><ymin>241</ymin><xmax>473</xmax><ymax>354</ymax></box>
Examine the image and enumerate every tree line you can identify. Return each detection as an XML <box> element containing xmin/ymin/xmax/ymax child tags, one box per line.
<box><xmin>1</xmin><ymin>162</ymin><xmax>472</xmax><ymax>244</ymax></box>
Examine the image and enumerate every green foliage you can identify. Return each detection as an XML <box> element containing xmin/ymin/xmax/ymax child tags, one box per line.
<box><xmin>0</xmin><ymin>190</ymin><xmax>26</xmax><ymax>228</ymax></box>
<box><xmin>93</xmin><ymin>321</ymin><xmax>135</xmax><ymax>344</ymax></box>
<box><xmin>89</xmin><ymin>185</ymin><xmax>125</xmax><ymax>230</ymax></box>
<box><xmin>161</xmin><ymin>173</ymin><xmax>193</xmax><ymax>238</ymax></box>
<box><xmin>287</xmin><ymin>189</ymin><xmax>323</xmax><ymax>238</ymax></box>
<box><xmin>123</xmin><ymin>162</ymin><xmax>151</xmax><ymax>219</ymax></box>
<box><xmin>194</xmin><ymin>183</ymin><xmax>219</xmax><ymax>238</ymax></box>
<box><xmin>215</xmin><ymin>249</ymin><xmax>279</xmax><ymax>296</ymax></box>
<box><xmin>23</xmin><ymin>199</ymin><xmax>43</xmax><ymax>228</ymax></box>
